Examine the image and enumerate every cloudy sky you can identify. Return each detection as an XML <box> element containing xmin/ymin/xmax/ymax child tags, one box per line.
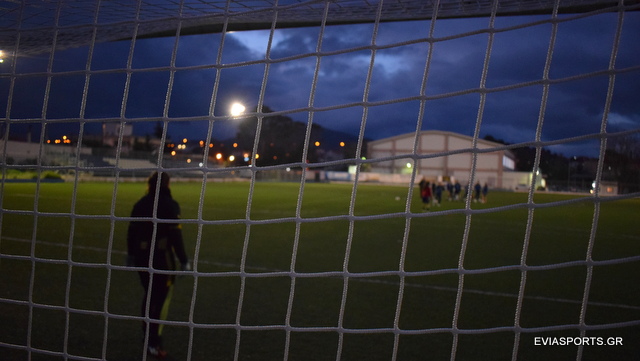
<box><xmin>2</xmin><ymin>10</ymin><xmax>639</xmax><ymax>158</ymax></box>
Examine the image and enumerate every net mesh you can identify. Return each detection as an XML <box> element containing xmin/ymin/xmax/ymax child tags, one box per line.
<box><xmin>1</xmin><ymin>0</ymin><xmax>640</xmax><ymax>360</ymax></box>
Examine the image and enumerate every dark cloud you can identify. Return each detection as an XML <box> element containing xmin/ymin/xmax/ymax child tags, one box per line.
<box><xmin>91</xmin><ymin>41</ymin><xmax>131</xmax><ymax>71</ymax></box>
<box><xmin>175</xmin><ymin>34</ymin><xmax>221</xmax><ymax>67</ymax></box>
<box><xmin>263</xmin><ymin>58</ymin><xmax>315</xmax><ymax>110</ymax></box>
<box><xmin>2</xmin><ymin>11</ymin><xmax>638</xmax><ymax>157</ymax></box>
<box><xmin>611</xmin><ymin>72</ymin><xmax>640</xmax><ymax>116</ymax></box>
<box><xmin>270</xmin><ymin>31</ymin><xmax>317</xmax><ymax>59</ymax></box>
<box><xmin>85</xmin><ymin>73</ymin><xmax>127</xmax><ymax>118</ymax></box>
<box><xmin>317</xmin><ymin>23</ymin><xmax>376</xmax><ymax>52</ymax></box>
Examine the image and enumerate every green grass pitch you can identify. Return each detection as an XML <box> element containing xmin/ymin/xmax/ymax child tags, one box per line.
<box><xmin>1</xmin><ymin>180</ymin><xmax>638</xmax><ymax>360</ymax></box>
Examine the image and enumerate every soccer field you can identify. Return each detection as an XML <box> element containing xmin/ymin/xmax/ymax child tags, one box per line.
<box><xmin>1</xmin><ymin>181</ymin><xmax>639</xmax><ymax>361</ymax></box>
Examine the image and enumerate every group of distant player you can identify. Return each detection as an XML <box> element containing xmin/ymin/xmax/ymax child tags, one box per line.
<box><xmin>418</xmin><ymin>177</ymin><xmax>489</xmax><ymax>211</ymax></box>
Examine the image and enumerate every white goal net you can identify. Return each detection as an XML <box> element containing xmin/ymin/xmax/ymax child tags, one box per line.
<box><xmin>1</xmin><ymin>0</ymin><xmax>640</xmax><ymax>360</ymax></box>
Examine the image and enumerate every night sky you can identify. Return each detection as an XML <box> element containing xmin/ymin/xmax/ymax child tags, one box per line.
<box><xmin>1</xmin><ymin>10</ymin><xmax>639</xmax><ymax>158</ymax></box>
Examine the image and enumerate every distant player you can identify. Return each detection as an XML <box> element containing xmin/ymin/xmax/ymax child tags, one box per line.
<box><xmin>419</xmin><ymin>177</ymin><xmax>432</xmax><ymax>211</ymax></box>
<box><xmin>454</xmin><ymin>181</ymin><xmax>461</xmax><ymax>201</ymax></box>
<box><xmin>127</xmin><ymin>171</ymin><xmax>191</xmax><ymax>359</ymax></box>
<box><xmin>482</xmin><ymin>183</ymin><xmax>489</xmax><ymax>203</ymax></box>
<box><xmin>474</xmin><ymin>182</ymin><xmax>482</xmax><ymax>203</ymax></box>
<box><xmin>434</xmin><ymin>182</ymin><xmax>444</xmax><ymax>206</ymax></box>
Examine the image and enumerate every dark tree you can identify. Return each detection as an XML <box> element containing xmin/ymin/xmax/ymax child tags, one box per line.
<box><xmin>604</xmin><ymin>133</ymin><xmax>640</xmax><ymax>193</ymax></box>
<box><xmin>483</xmin><ymin>134</ymin><xmax>597</xmax><ymax>190</ymax></box>
<box><xmin>154</xmin><ymin>121</ymin><xmax>166</xmax><ymax>139</ymax></box>
<box><xmin>236</xmin><ymin>106</ymin><xmax>321</xmax><ymax>166</ymax></box>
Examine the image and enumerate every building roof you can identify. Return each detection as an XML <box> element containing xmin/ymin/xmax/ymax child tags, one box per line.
<box><xmin>368</xmin><ymin>130</ymin><xmax>517</xmax><ymax>160</ymax></box>
<box><xmin>370</xmin><ymin>129</ymin><xmax>503</xmax><ymax>147</ymax></box>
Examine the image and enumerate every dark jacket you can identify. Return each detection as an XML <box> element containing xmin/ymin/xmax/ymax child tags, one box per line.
<box><xmin>127</xmin><ymin>189</ymin><xmax>188</xmax><ymax>271</ymax></box>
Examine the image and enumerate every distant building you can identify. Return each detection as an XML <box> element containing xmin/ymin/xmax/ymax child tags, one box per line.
<box><xmin>0</xmin><ymin>139</ymin><xmax>91</xmax><ymax>165</ymax></box>
<box><xmin>591</xmin><ymin>180</ymin><xmax>618</xmax><ymax>195</ymax></box>
<box><xmin>102</xmin><ymin>122</ymin><xmax>134</xmax><ymax>148</ymax></box>
<box><xmin>367</xmin><ymin>130</ymin><xmax>544</xmax><ymax>190</ymax></box>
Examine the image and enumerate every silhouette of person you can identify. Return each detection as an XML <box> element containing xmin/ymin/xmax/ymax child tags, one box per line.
<box><xmin>127</xmin><ymin>171</ymin><xmax>191</xmax><ymax>359</ymax></box>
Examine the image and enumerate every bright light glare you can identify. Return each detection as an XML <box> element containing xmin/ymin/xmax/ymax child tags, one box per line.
<box><xmin>230</xmin><ymin>102</ymin><xmax>245</xmax><ymax>116</ymax></box>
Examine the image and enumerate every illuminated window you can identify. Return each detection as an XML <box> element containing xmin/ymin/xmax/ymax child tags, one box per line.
<box><xmin>503</xmin><ymin>156</ymin><xmax>515</xmax><ymax>170</ymax></box>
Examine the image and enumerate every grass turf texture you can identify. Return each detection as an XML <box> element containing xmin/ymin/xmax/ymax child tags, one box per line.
<box><xmin>0</xmin><ymin>181</ymin><xmax>638</xmax><ymax>361</ymax></box>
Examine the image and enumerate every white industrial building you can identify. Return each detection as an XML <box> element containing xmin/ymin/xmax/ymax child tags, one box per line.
<box><xmin>367</xmin><ymin>130</ymin><xmax>544</xmax><ymax>190</ymax></box>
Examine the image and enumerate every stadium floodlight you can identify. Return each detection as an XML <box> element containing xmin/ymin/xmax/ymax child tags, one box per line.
<box><xmin>230</xmin><ymin>102</ymin><xmax>246</xmax><ymax>117</ymax></box>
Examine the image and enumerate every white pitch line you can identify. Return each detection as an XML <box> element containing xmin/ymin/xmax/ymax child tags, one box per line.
<box><xmin>359</xmin><ymin>278</ymin><xmax>640</xmax><ymax>311</ymax></box>
<box><xmin>3</xmin><ymin>236</ymin><xmax>640</xmax><ymax>311</ymax></box>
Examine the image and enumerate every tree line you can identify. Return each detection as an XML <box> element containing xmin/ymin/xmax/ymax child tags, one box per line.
<box><xmin>484</xmin><ymin>134</ymin><xmax>640</xmax><ymax>193</ymax></box>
